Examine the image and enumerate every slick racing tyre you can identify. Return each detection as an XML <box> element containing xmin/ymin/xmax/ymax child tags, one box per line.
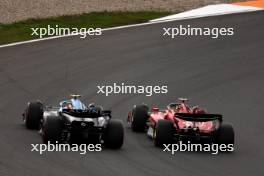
<box><xmin>42</xmin><ymin>116</ymin><xmax>62</xmax><ymax>144</ymax></box>
<box><xmin>25</xmin><ymin>101</ymin><xmax>43</xmax><ymax>129</ymax></box>
<box><xmin>131</xmin><ymin>105</ymin><xmax>149</xmax><ymax>132</ymax></box>
<box><xmin>215</xmin><ymin>123</ymin><xmax>235</xmax><ymax>145</ymax></box>
<box><xmin>104</xmin><ymin>119</ymin><xmax>124</xmax><ymax>149</ymax></box>
<box><xmin>154</xmin><ymin>120</ymin><xmax>174</xmax><ymax>147</ymax></box>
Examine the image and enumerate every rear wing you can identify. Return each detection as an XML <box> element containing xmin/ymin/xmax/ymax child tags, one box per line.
<box><xmin>45</xmin><ymin>106</ymin><xmax>60</xmax><ymax>110</ymax></box>
<box><xmin>63</xmin><ymin>109</ymin><xmax>112</xmax><ymax>118</ymax></box>
<box><xmin>175</xmin><ymin>113</ymin><xmax>223</xmax><ymax>122</ymax></box>
<box><xmin>101</xmin><ymin>110</ymin><xmax>112</xmax><ymax>118</ymax></box>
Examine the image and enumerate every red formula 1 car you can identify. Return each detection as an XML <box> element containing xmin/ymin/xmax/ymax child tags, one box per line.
<box><xmin>127</xmin><ymin>98</ymin><xmax>234</xmax><ymax>147</ymax></box>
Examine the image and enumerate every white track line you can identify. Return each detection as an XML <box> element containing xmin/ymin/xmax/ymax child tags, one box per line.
<box><xmin>0</xmin><ymin>4</ymin><xmax>263</xmax><ymax>49</ymax></box>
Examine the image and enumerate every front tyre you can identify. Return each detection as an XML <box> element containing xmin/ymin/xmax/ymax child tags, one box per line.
<box><xmin>25</xmin><ymin>102</ymin><xmax>43</xmax><ymax>129</ymax></box>
<box><xmin>131</xmin><ymin>105</ymin><xmax>149</xmax><ymax>132</ymax></box>
<box><xmin>104</xmin><ymin>119</ymin><xmax>124</xmax><ymax>149</ymax></box>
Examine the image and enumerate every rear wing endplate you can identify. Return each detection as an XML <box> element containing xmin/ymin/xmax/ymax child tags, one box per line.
<box><xmin>175</xmin><ymin>113</ymin><xmax>223</xmax><ymax>122</ymax></box>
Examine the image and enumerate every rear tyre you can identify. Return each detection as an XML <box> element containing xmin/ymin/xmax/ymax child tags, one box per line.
<box><xmin>25</xmin><ymin>102</ymin><xmax>43</xmax><ymax>129</ymax></box>
<box><xmin>215</xmin><ymin>123</ymin><xmax>235</xmax><ymax>145</ymax></box>
<box><xmin>131</xmin><ymin>105</ymin><xmax>149</xmax><ymax>132</ymax></box>
<box><xmin>154</xmin><ymin>120</ymin><xmax>174</xmax><ymax>147</ymax></box>
<box><xmin>104</xmin><ymin>119</ymin><xmax>124</xmax><ymax>149</ymax></box>
<box><xmin>41</xmin><ymin>116</ymin><xmax>62</xmax><ymax>144</ymax></box>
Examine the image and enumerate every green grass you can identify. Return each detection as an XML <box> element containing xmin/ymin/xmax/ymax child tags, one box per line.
<box><xmin>0</xmin><ymin>11</ymin><xmax>171</xmax><ymax>45</ymax></box>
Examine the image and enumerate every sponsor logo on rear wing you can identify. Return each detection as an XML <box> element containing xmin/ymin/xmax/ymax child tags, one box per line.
<box><xmin>175</xmin><ymin>113</ymin><xmax>223</xmax><ymax>122</ymax></box>
<box><xmin>62</xmin><ymin>109</ymin><xmax>111</xmax><ymax>118</ymax></box>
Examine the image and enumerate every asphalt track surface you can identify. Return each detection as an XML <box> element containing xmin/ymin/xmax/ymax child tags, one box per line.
<box><xmin>0</xmin><ymin>11</ymin><xmax>264</xmax><ymax>176</ymax></box>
